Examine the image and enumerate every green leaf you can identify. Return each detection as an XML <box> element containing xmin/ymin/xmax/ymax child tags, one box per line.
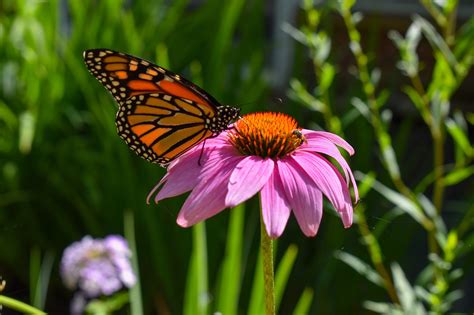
<box><xmin>207</xmin><ymin>0</ymin><xmax>246</xmax><ymax>92</ymax></box>
<box><xmin>18</xmin><ymin>110</ymin><xmax>35</xmax><ymax>154</ymax></box>
<box><xmin>184</xmin><ymin>223</ymin><xmax>209</xmax><ymax>315</ymax></box>
<box><xmin>454</xmin><ymin>17</ymin><xmax>474</xmax><ymax>60</ymax></box>
<box><xmin>413</xmin><ymin>15</ymin><xmax>459</xmax><ymax>71</ymax></box>
<box><xmin>403</xmin><ymin>86</ymin><xmax>425</xmax><ymax>112</ymax></box>
<box><xmin>312</xmin><ymin>33</ymin><xmax>331</xmax><ymax>64</ymax></box>
<box><xmin>282</xmin><ymin>23</ymin><xmax>308</xmax><ymax>46</ymax></box>
<box><xmin>391</xmin><ymin>263</ymin><xmax>426</xmax><ymax>314</ymax></box>
<box><xmin>334</xmin><ymin>251</ymin><xmax>385</xmax><ymax>287</ymax></box>
<box><xmin>362</xmin><ymin>173</ymin><xmax>428</xmax><ymax>226</ymax></box>
<box><xmin>338</xmin><ymin>0</ymin><xmax>356</xmax><ymax>12</ymax></box>
<box><xmin>275</xmin><ymin>244</ymin><xmax>298</xmax><ymax>310</ymax></box>
<box><xmin>86</xmin><ymin>292</ymin><xmax>130</xmax><ymax>314</ymax></box>
<box><xmin>376</xmin><ymin>89</ymin><xmax>391</xmax><ymax>108</ymax></box>
<box><xmin>319</xmin><ymin>63</ymin><xmax>335</xmax><ymax>94</ymax></box>
<box><xmin>446</xmin><ymin>118</ymin><xmax>473</xmax><ymax>157</ymax></box>
<box><xmin>363</xmin><ymin>300</ymin><xmax>404</xmax><ymax>315</ymax></box>
<box><xmin>32</xmin><ymin>251</ymin><xmax>54</xmax><ymax>309</ymax></box>
<box><xmin>357</xmin><ymin>171</ymin><xmax>376</xmax><ymax>199</ymax></box>
<box><xmin>288</xmin><ymin>79</ymin><xmax>324</xmax><ymax>112</ymax></box>
<box><xmin>351</xmin><ymin>97</ymin><xmax>370</xmax><ymax>120</ymax></box>
<box><xmin>429</xmin><ymin>53</ymin><xmax>457</xmax><ymax>102</ymax></box>
<box><xmin>0</xmin><ymin>295</ymin><xmax>46</xmax><ymax>315</ymax></box>
<box><xmin>417</xmin><ymin>194</ymin><xmax>446</xmax><ymax>236</ymax></box>
<box><xmin>248</xmin><ymin>250</ymin><xmax>264</xmax><ymax>315</ymax></box>
<box><xmin>124</xmin><ymin>210</ymin><xmax>144</xmax><ymax>315</ymax></box>
<box><xmin>215</xmin><ymin>205</ymin><xmax>244</xmax><ymax>315</ymax></box>
<box><xmin>292</xmin><ymin>288</ymin><xmax>314</xmax><ymax>315</ymax></box>
<box><xmin>444</xmin><ymin>166</ymin><xmax>474</xmax><ymax>186</ymax></box>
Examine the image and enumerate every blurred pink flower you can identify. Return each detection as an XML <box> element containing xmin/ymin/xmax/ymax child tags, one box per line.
<box><xmin>148</xmin><ymin>112</ymin><xmax>359</xmax><ymax>238</ymax></box>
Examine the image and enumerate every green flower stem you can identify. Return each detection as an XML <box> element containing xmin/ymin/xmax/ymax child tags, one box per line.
<box><xmin>340</xmin><ymin>6</ymin><xmax>434</xmax><ymax>231</ymax></box>
<box><xmin>420</xmin><ymin>0</ymin><xmax>447</xmax><ymax>28</ymax></box>
<box><xmin>302</xmin><ymin>5</ymin><xmax>342</xmax><ymax>135</ymax></box>
<box><xmin>357</xmin><ymin>206</ymin><xmax>400</xmax><ymax>304</ymax></box>
<box><xmin>340</xmin><ymin>7</ymin><xmax>411</xmax><ymax>198</ymax></box>
<box><xmin>260</xmin><ymin>210</ymin><xmax>275</xmax><ymax>315</ymax></box>
<box><xmin>0</xmin><ymin>295</ymin><xmax>46</xmax><ymax>314</ymax></box>
<box><xmin>408</xmin><ymin>72</ymin><xmax>441</xmax><ymax>256</ymax></box>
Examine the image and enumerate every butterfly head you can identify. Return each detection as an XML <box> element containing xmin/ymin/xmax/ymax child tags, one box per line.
<box><xmin>213</xmin><ymin>105</ymin><xmax>240</xmax><ymax>132</ymax></box>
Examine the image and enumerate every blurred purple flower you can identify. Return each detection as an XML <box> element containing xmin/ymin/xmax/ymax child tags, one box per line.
<box><xmin>148</xmin><ymin>112</ymin><xmax>359</xmax><ymax>238</ymax></box>
<box><xmin>60</xmin><ymin>235</ymin><xmax>136</xmax><ymax>298</ymax></box>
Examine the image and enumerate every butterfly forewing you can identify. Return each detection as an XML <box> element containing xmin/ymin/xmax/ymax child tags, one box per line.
<box><xmin>83</xmin><ymin>48</ymin><xmax>239</xmax><ymax>166</ymax></box>
<box><xmin>83</xmin><ymin>49</ymin><xmax>219</xmax><ymax>108</ymax></box>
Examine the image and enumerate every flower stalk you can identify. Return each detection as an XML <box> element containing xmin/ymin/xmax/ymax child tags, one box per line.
<box><xmin>356</xmin><ymin>205</ymin><xmax>400</xmax><ymax>304</ymax></box>
<box><xmin>260</xmin><ymin>205</ymin><xmax>275</xmax><ymax>315</ymax></box>
<box><xmin>0</xmin><ymin>295</ymin><xmax>46</xmax><ymax>314</ymax></box>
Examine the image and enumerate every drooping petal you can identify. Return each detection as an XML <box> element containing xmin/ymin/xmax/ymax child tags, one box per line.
<box><xmin>260</xmin><ymin>170</ymin><xmax>291</xmax><ymax>238</ymax></box>
<box><xmin>225</xmin><ymin>156</ymin><xmax>274</xmax><ymax>207</ymax></box>
<box><xmin>302</xmin><ymin>129</ymin><xmax>355</xmax><ymax>155</ymax></box>
<box><xmin>291</xmin><ymin>152</ymin><xmax>353</xmax><ymax>228</ymax></box>
<box><xmin>299</xmin><ymin>136</ymin><xmax>359</xmax><ymax>202</ymax></box>
<box><xmin>277</xmin><ymin>158</ymin><xmax>323</xmax><ymax>237</ymax></box>
<box><xmin>176</xmin><ymin>156</ymin><xmax>242</xmax><ymax>227</ymax></box>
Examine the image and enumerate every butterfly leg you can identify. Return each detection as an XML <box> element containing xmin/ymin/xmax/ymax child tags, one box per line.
<box><xmin>198</xmin><ymin>140</ymin><xmax>207</xmax><ymax>166</ymax></box>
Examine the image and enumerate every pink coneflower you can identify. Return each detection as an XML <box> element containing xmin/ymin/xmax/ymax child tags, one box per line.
<box><xmin>148</xmin><ymin>112</ymin><xmax>358</xmax><ymax>238</ymax></box>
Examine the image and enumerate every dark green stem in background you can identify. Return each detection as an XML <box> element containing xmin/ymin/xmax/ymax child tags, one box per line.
<box><xmin>357</xmin><ymin>206</ymin><xmax>400</xmax><ymax>304</ymax></box>
<box><xmin>340</xmin><ymin>7</ymin><xmax>414</xmax><ymax>201</ymax></box>
<box><xmin>260</xmin><ymin>210</ymin><xmax>275</xmax><ymax>315</ymax></box>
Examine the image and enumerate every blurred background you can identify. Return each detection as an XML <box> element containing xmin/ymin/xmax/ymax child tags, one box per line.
<box><xmin>0</xmin><ymin>0</ymin><xmax>473</xmax><ymax>314</ymax></box>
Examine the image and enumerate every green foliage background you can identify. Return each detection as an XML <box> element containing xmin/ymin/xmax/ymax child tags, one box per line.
<box><xmin>0</xmin><ymin>0</ymin><xmax>473</xmax><ymax>314</ymax></box>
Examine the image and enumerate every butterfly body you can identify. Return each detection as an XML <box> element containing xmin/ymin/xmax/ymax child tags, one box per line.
<box><xmin>83</xmin><ymin>49</ymin><xmax>239</xmax><ymax>166</ymax></box>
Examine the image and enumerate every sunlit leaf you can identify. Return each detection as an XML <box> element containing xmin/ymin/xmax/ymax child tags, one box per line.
<box><xmin>391</xmin><ymin>263</ymin><xmax>426</xmax><ymax>314</ymax></box>
<box><xmin>446</xmin><ymin>118</ymin><xmax>473</xmax><ymax>157</ymax></box>
<box><xmin>292</xmin><ymin>288</ymin><xmax>313</xmax><ymax>315</ymax></box>
<box><xmin>334</xmin><ymin>251</ymin><xmax>384</xmax><ymax>287</ymax></box>
<box><xmin>444</xmin><ymin>166</ymin><xmax>474</xmax><ymax>186</ymax></box>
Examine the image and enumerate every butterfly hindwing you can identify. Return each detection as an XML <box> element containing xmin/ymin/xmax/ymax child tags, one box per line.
<box><xmin>116</xmin><ymin>93</ymin><xmax>213</xmax><ymax>164</ymax></box>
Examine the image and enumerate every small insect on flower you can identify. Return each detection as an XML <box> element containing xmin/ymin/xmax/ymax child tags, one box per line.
<box><xmin>148</xmin><ymin>112</ymin><xmax>359</xmax><ymax>238</ymax></box>
<box><xmin>291</xmin><ymin>129</ymin><xmax>307</xmax><ymax>146</ymax></box>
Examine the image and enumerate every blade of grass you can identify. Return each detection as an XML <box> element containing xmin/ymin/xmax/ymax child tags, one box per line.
<box><xmin>124</xmin><ymin>210</ymin><xmax>144</xmax><ymax>315</ymax></box>
<box><xmin>207</xmin><ymin>0</ymin><xmax>246</xmax><ymax>92</ymax></box>
<box><xmin>292</xmin><ymin>288</ymin><xmax>314</xmax><ymax>315</ymax></box>
<box><xmin>184</xmin><ymin>223</ymin><xmax>209</xmax><ymax>315</ymax></box>
<box><xmin>215</xmin><ymin>204</ymin><xmax>244</xmax><ymax>315</ymax></box>
<box><xmin>33</xmin><ymin>251</ymin><xmax>54</xmax><ymax>309</ymax></box>
<box><xmin>248</xmin><ymin>249</ymin><xmax>264</xmax><ymax>315</ymax></box>
<box><xmin>275</xmin><ymin>244</ymin><xmax>298</xmax><ymax>310</ymax></box>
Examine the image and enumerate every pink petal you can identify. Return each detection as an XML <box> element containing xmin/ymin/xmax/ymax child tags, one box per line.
<box><xmin>148</xmin><ymin>150</ymin><xmax>202</xmax><ymax>203</ymax></box>
<box><xmin>291</xmin><ymin>152</ymin><xmax>353</xmax><ymax>228</ymax></box>
<box><xmin>149</xmin><ymin>144</ymin><xmax>238</xmax><ymax>203</ymax></box>
<box><xmin>277</xmin><ymin>158</ymin><xmax>323</xmax><ymax>237</ymax></box>
<box><xmin>225</xmin><ymin>157</ymin><xmax>274</xmax><ymax>207</ymax></box>
<box><xmin>260</xmin><ymin>170</ymin><xmax>291</xmax><ymax>238</ymax></box>
<box><xmin>302</xmin><ymin>129</ymin><xmax>355</xmax><ymax>155</ymax></box>
<box><xmin>176</xmin><ymin>156</ymin><xmax>242</xmax><ymax>227</ymax></box>
<box><xmin>299</xmin><ymin>137</ymin><xmax>359</xmax><ymax>202</ymax></box>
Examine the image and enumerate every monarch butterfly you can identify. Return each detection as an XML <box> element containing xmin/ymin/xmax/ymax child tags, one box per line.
<box><xmin>83</xmin><ymin>49</ymin><xmax>240</xmax><ymax>166</ymax></box>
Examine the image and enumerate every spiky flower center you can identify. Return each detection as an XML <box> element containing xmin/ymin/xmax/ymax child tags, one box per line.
<box><xmin>228</xmin><ymin>112</ymin><xmax>305</xmax><ymax>158</ymax></box>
